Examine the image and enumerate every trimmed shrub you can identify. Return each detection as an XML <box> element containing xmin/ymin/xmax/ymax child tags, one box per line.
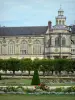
<box><xmin>55</xmin><ymin>87</ymin><xmax>62</xmax><ymax>92</ymax></box>
<box><xmin>31</xmin><ymin>69</ymin><xmax>40</xmax><ymax>85</ymax></box>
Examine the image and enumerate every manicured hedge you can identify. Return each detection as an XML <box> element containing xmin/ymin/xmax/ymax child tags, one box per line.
<box><xmin>0</xmin><ymin>58</ymin><xmax>75</xmax><ymax>76</ymax></box>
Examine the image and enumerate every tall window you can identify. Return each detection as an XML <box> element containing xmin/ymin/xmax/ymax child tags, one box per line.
<box><xmin>62</xmin><ymin>20</ymin><xmax>64</xmax><ymax>25</ymax></box>
<box><xmin>20</xmin><ymin>40</ymin><xmax>28</xmax><ymax>54</ymax></box>
<box><xmin>8</xmin><ymin>41</ymin><xmax>15</xmax><ymax>54</ymax></box>
<box><xmin>55</xmin><ymin>36</ymin><xmax>60</xmax><ymax>46</ymax></box>
<box><xmin>0</xmin><ymin>42</ymin><xmax>2</xmax><ymax>54</ymax></box>
<box><xmin>33</xmin><ymin>40</ymin><xmax>41</xmax><ymax>54</ymax></box>
<box><xmin>56</xmin><ymin>20</ymin><xmax>58</xmax><ymax>25</ymax></box>
<box><xmin>59</xmin><ymin>20</ymin><xmax>61</xmax><ymax>25</ymax></box>
<box><xmin>48</xmin><ymin>37</ymin><xmax>51</xmax><ymax>47</ymax></box>
<box><xmin>62</xmin><ymin>37</ymin><xmax>66</xmax><ymax>46</ymax></box>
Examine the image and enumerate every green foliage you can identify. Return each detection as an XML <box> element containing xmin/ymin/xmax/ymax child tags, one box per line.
<box><xmin>63</xmin><ymin>86</ymin><xmax>75</xmax><ymax>93</ymax></box>
<box><xmin>54</xmin><ymin>59</ymin><xmax>66</xmax><ymax>75</ymax></box>
<box><xmin>0</xmin><ymin>58</ymin><xmax>75</xmax><ymax>76</ymax></box>
<box><xmin>0</xmin><ymin>73</ymin><xmax>1</xmax><ymax>80</ymax></box>
<box><xmin>32</xmin><ymin>58</ymin><xmax>40</xmax><ymax>70</ymax></box>
<box><xmin>25</xmin><ymin>58</ymin><xmax>32</xmax><ymax>75</ymax></box>
<box><xmin>64</xmin><ymin>59</ymin><xmax>73</xmax><ymax>73</ymax></box>
<box><xmin>39</xmin><ymin>59</ymin><xmax>48</xmax><ymax>76</ymax></box>
<box><xmin>0</xmin><ymin>59</ymin><xmax>3</xmax><ymax>70</ymax></box>
<box><xmin>8</xmin><ymin>58</ymin><xmax>20</xmax><ymax>74</ymax></box>
<box><xmin>31</xmin><ymin>69</ymin><xmax>40</xmax><ymax>85</ymax></box>
<box><xmin>20</xmin><ymin>58</ymin><xmax>32</xmax><ymax>75</ymax></box>
<box><xmin>55</xmin><ymin>87</ymin><xmax>62</xmax><ymax>92</ymax></box>
<box><xmin>2</xmin><ymin>59</ymin><xmax>9</xmax><ymax>72</ymax></box>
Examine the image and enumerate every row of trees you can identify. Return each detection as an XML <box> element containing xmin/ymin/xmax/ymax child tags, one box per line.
<box><xmin>0</xmin><ymin>58</ymin><xmax>75</xmax><ymax>76</ymax></box>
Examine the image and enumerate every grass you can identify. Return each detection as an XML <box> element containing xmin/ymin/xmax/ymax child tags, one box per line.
<box><xmin>0</xmin><ymin>94</ymin><xmax>75</xmax><ymax>100</ymax></box>
<box><xmin>0</xmin><ymin>79</ymin><xmax>31</xmax><ymax>86</ymax></box>
<box><xmin>0</xmin><ymin>78</ymin><xmax>75</xmax><ymax>86</ymax></box>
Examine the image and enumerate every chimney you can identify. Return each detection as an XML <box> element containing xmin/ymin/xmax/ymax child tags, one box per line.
<box><xmin>48</xmin><ymin>21</ymin><xmax>52</xmax><ymax>30</ymax></box>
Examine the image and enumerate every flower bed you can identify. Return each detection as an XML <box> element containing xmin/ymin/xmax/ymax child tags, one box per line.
<box><xmin>0</xmin><ymin>84</ymin><xmax>75</xmax><ymax>95</ymax></box>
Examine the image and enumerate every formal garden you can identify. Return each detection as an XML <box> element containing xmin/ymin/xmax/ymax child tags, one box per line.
<box><xmin>0</xmin><ymin>58</ymin><xmax>75</xmax><ymax>99</ymax></box>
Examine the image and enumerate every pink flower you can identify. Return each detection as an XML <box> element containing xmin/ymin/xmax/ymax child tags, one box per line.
<box><xmin>34</xmin><ymin>86</ymin><xmax>36</xmax><ymax>88</ymax></box>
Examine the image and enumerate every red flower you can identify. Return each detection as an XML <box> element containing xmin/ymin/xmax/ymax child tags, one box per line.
<box><xmin>34</xmin><ymin>86</ymin><xmax>36</xmax><ymax>88</ymax></box>
<box><xmin>38</xmin><ymin>84</ymin><xmax>41</xmax><ymax>86</ymax></box>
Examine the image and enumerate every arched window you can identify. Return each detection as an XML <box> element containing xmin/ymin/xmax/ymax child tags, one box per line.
<box><xmin>20</xmin><ymin>40</ymin><xmax>28</xmax><ymax>54</ymax></box>
<box><xmin>62</xmin><ymin>20</ymin><xmax>64</xmax><ymax>25</ymax></box>
<box><xmin>8</xmin><ymin>41</ymin><xmax>15</xmax><ymax>54</ymax></box>
<box><xmin>0</xmin><ymin>42</ymin><xmax>2</xmax><ymax>54</ymax></box>
<box><xmin>59</xmin><ymin>20</ymin><xmax>61</xmax><ymax>25</ymax></box>
<box><xmin>48</xmin><ymin>37</ymin><xmax>51</xmax><ymax>47</ymax></box>
<box><xmin>62</xmin><ymin>37</ymin><xmax>66</xmax><ymax>46</ymax></box>
<box><xmin>33</xmin><ymin>40</ymin><xmax>41</xmax><ymax>54</ymax></box>
<box><xmin>56</xmin><ymin>20</ymin><xmax>58</xmax><ymax>25</ymax></box>
<box><xmin>55</xmin><ymin>37</ymin><xmax>60</xmax><ymax>46</ymax></box>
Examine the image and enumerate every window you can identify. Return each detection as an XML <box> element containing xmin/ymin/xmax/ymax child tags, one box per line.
<box><xmin>71</xmin><ymin>40</ymin><xmax>75</xmax><ymax>44</ymax></box>
<box><xmin>62</xmin><ymin>20</ymin><xmax>64</xmax><ymax>25</ymax></box>
<box><xmin>59</xmin><ymin>20</ymin><xmax>61</xmax><ymax>25</ymax></box>
<box><xmin>54</xmin><ymin>56</ymin><xmax>60</xmax><ymax>59</ymax></box>
<box><xmin>48</xmin><ymin>37</ymin><xmax>51</xmax><ymax>47</ymax></box>
<box><xmin>20</xmin><ymin>40</ymin><xmax>28</xmax><ymax>54</ymax></box>
<box><xmin>62</xmin><ymin>56</ymin><xmax>67</xmax><ymax>59</ymax></box>
<box><xmin>62</xmin><ymin>37</ymin><xmax>66</xmax><ymax>46</ymax></box>
<box><xmin>56</xmin><ymin>20</ymin><xmax>58</xmax><ymax>25</ymax></box>
<box><xmin>33</xmin><ymin>40</ymin><xmax>41</xmax><ymax>54</ymax></box>
<box><xmin>55</xmin><ymin>36</ymin><xmax>60</xmax><ymax>46</ymax></box>
<box><xmin>8</xmin><ymin>41</ymin><xmax>15</xmax><ymax>54</ymax></box>
<box><xmin>71</xmin><ymin>49</ymin><xmax>75</xmax><ymax>54</ymax></box>
<box><xmin>28</xmin><ymin>44</ymin><xmax>32</xmax><ymax>54</ymax></box>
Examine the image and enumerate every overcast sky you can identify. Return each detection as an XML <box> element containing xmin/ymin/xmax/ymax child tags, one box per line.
<box><xmin>0</xmin><ymin>0</ymin><xmax>75</xmax><ymax>26</ymax></box>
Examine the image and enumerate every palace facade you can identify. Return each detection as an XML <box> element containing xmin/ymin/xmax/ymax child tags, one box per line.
<box><xmin>0</xmin><ymin>7</ymin><xmax>75</xmax><ymax>60</ymax></box>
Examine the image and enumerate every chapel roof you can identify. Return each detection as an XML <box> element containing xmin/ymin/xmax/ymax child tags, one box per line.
<box><xmin>0</xmin><ymin>26</ymin><xmax>47</xmax><ymax>36</ymax></box>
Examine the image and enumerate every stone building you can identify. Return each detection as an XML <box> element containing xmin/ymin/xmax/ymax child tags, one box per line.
<box><xmin>0</xmin><ymin>7</ymin><xmax>75</xmax><ymax>60</ymax></box>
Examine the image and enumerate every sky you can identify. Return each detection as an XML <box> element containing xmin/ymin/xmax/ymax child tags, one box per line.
<box><xmin>0</xmin><ymin>0</ymin><xmax>75</xmax><ymax>27</ymax></box>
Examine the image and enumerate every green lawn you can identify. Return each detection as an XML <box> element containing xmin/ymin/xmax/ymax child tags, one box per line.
<box><xmin>0</xmin><ymin>78</ymin><xmax>75</xmax><ymax>86</ymax></box>
<box><xmin>0</xmin><ymin>79</ymin><xmax>31</xmax><ymax>86</ymax></box>
<box><xmin>0</xmin><ymin>94</ymin><xmax>75</xmax><ymax>100</ymax></box>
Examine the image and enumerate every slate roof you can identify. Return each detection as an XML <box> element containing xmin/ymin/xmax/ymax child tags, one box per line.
<box><xmin>0</xmin><ymin>26</ymin><xmax>47</xmax><ymax>36</ymax></box>
<box><xmin>71</xmin><ymin>25</ymin><xmax>75</xmax><ymax>33</ymax></box>
<box><xmin>53</xmin><ymin>25</ymin><xmax>68</xmax><ymax>30</ymax></box>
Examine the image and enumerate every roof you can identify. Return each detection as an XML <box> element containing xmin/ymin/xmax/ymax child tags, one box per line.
<box><xmin>71</xmin><ymin>25</ymin><xmax>75</xmax><ymax>33</ymax></box>
<box><xmin>53</xmin><ymin>25</ymin><xmax>68</xmax><ymax>30</ymax></box>
<box><xmin>58</xmin><ymin>8</ymin><xmax>64</xmax><ymax>12</ymax></box>
<box><xmin>0</xmin><ymin>26</ymin><xmax>47</xmax><ymax>36</ymax></box>
<box><xmin>56</xmin><ymin>16</ymin><xmax>66</xmax><ymax>19</ymax></box>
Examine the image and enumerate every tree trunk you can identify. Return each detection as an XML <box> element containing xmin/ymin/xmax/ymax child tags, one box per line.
<box><xmin>5</xmin><ymin>70</ymin><xmax>7</xmax><ymax>74</ymax></box>
<box><xmin>13</xmin><ymin>70</ymin><xmax>15</xmax><ymax>75</ymax></box>
<box><xmin>51</xmin><ymin>70</ymin><xmax>54</xmax><ymax>75</ymax></box>
<box><xmin>28</xmin><ymin>70</ymin><xmax>30</xmax><ymax>76</ymax></box>
<box><xmin>0</xmin><ymin>73</ymin><xmax>1</xmax><ymax>80</ymax></box>
<box><xmin>55</xmin><ymin>71</ymin><xmax>58</xmax><ymax>75</ymax></box>
<box><xmin>43</xmin><ymin>71</ymin><xmax>45</xmax><ymax>77</ymax></box>
<box><xmin>21</xmin><ymin>70</ymin><xmax>23</xmax><ymax>75</ymax></box>
<box><xmin>59</xmin><ymin>71</ymin><xmax>61</xmax><ymax>75</ymax></box>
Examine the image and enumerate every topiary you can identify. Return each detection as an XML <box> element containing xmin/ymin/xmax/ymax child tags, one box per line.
<box><xmin>31</xmin><ymin>69</ymin><xmax>40</xmax><ymax>85</ymax></box>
